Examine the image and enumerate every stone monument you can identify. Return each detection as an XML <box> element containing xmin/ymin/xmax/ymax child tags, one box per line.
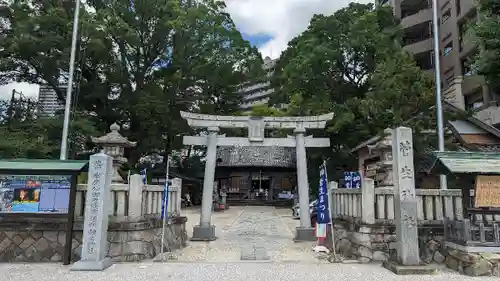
<box><xmin>384</xmin><ymin>127</ymin><xmax>437</xmax><ymax>274</ymax></box>
<box><xmin>91</xmin><ymin>123</ymin><xmax>137</xmax><ymax>183</ymax></box>
<box><xmin>70</xmin><ymin>153</ymin><xmax>113</xmax><ymax>271</ymax></box>
<box><xmin>180</xmin><ymin>112</ymin><xmax>333</xmax><ymax>241</ymax></box>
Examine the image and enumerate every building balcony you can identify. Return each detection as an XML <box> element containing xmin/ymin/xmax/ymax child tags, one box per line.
<box><xmin>474</xmin><ymin>102</ymin><xmax>500</xmax><ymax>127</ymax></box>
<box><xmin>459</xmin><ymin>33</ymin><xmax>477</xmax><ymax>58</ymax></box>
<box><xmin>462</xmin><ymin>74</ymin><xmax>484</xmax><ymax>96</ymax></box>
<box><xmin>403</xmin><ymin>37</ymin><xmax>433</xmax><ymax>54</ymax></box>
<box><xmin>243</xmin><ymin>88</ymin><xmax>273</xmax><ymax>101</ymax></box>
<box><xmin>401</xmin><ymin>8</ymin><xmax>432</xmax><ymax>29</ymax></box>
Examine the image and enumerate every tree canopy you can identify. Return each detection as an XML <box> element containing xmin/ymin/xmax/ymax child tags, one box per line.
<box><xmin>271</xmin><ymin>3</ymin><xmax>439</xmax><ymax>179</ymax></box>
<box><xmin>474</xmin><ymin>0</ymin><xmax>500</xmax><ymax>92</ymax></box>
<box><xmin>0</xmin><ymin>0</ymin><xmax>262</xmax><ymax>163</ymax></box>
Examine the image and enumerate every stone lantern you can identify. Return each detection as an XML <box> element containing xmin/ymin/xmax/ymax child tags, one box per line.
<box><xmin>367</xmin><ymin>128</ymin><xmax>393</xmax><ymax>187</ymax></box>
<box><xmin>91</xmin><ymin>123</ymin><xmax>137</xmax><ymax>183</ymax></box>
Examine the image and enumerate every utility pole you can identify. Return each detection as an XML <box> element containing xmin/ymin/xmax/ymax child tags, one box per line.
<box><xmin>60</xmin><ymin>0</ymin><xmax>81</xmax><ymax>160</ymax></box>
<box><xmin>431</xmin><ymin>0</ymin><xmax>447</xmax><ymax>189</ymax></box>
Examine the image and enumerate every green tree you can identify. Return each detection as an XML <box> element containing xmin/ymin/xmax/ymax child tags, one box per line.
<box><xmin>0</xmin><ymin>96</ymin><xmax>97</xmax><ymax>159</ymax></box>
<box><xmin>474</xmin><ymin>0</ymin><xmax>500</xmax><ymax>92</ymax></box>
<box><xmin>0</xmin><ymin>0</ymin><xmax>262</xmax><ymax>163</ymax></box>
<box><xmin>273</xmin><ymin>3</ymin><xmax>439</xmax><ymax>181</ymax></box>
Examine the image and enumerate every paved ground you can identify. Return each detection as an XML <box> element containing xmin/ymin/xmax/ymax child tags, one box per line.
<box><xmin>176</xmin><ymin>205</ymin><xmax>317</xmax><ymax>262</ymax></box>
<box><xmin>1</xmin><ymin>205</ymin><xmax>499</xmax><ymax>280</ymax></box>
<box><xmin>2</xmin><ymin>259</ymin><xmax>499</xmax><ymax>281</ymax></box>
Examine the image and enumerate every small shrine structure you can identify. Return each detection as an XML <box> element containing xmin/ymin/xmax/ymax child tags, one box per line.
<box><xmin>429</xmin><ymin>151</ymin><xmax>500</xmax><ymax>276</ymax></box>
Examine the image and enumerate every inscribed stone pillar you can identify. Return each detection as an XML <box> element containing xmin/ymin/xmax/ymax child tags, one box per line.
<box><xmin>391</xmin><ymin>127</ymin><xmax>420</xmax><ymax>266</ymax></box>
<box><xmin>192</xmin><ymin>126</ymin><xmax>218</xmax><ymax>241</ymax></box>
<box><xmin>70</xmin><ymin>153</ymin><xmax>113</xmax><ymax>271</ymax></box>
<box><xmin>294</xmin><ymin>128</ymin><xmax>315</xmax><ymax>241</ymax></box>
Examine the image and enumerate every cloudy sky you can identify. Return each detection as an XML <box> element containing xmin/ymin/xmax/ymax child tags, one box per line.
<box><xmin>0</xmin><ymin>0</ymin><xmax>371</xmax><ymax>100</ymax></box>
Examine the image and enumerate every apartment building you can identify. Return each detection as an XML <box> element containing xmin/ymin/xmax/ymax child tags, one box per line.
<box><xmin>38</xmin><ymin>85</ymin><xmax>65</xmax><ymax>117</ymax></box>
<box><xmin>238</xmin><ymin>57</ymin><xmax>285</xmax><ymax>112</ymax></box>
<box><xmin>378</xmin><ymin>0</ymin><xmax>500</xmax><ymax>128</ymax></box>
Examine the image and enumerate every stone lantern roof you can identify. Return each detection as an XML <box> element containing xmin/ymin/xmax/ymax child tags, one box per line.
<box><xmin>91</xmin><ymin>123</ymin><xmax>137</xmax><ymax>147</ymax></box>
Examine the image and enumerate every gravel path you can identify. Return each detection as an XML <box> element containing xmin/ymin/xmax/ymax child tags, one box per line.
<box><xmin>2</xmin><ymin>262</ymin><xmax>499</xmax><ymax>281</ymax></box>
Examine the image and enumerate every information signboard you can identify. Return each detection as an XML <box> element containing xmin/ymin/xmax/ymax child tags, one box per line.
<box><xmin>0</xmin><ymin>175</ymin><xmax>71</xmax><ymax>214</ymax></box>
<box><xmin>475</xmin><ymin>175</ymin><xmax>500</xmax><ymax>208</ymax></box>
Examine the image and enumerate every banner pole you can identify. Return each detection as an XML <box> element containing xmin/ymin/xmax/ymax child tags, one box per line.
<box><xmin>160</xmin><ymin>155</ymin><xmax>171</xmax><ymax>262</ymax></box>
<box><xmin>323</xmin><ymin>160</ymin><xmax>338</xmax><ymax>260</ymax></box>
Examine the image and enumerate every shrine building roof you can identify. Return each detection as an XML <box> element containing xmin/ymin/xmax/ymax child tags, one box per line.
<box><xmin>428</xmin><ymin>151</ymin><xmax>500</xmax><ymax>175</ymax></box>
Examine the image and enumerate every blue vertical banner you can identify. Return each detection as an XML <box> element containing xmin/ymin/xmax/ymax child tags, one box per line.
<box><xmin>352</xmin><ymin>171</ymin><xmax>361</xmax><ymax>189</ymax></box>
<box><xmin>344</xmin><ymin>171</ymin><xmax>362</xmax><ymax>189</ymax></box>
<box><xmin>140</xmin><ymin>168</ymin><xmax>147</xmax><ymax>185</ymax></box>
<box><xmin>317</xmin><ymin>164</ymin><xmax>330</xmax><ymax>224</ymax></box>
<box><xmin>161</xmin><ymin>179</ymin><xmax>169</xmax><ymax>219</ymax></box>
<box><xmin>344</xmin><ymin>172</ymin><xmax>353</xmax><ymax>188</ymax></box>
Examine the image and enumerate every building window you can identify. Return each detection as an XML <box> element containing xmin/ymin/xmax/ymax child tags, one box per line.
<box><xmin>443</xmin><ymin>41</ymin><xmax>453</xmax><ymax>56</ymax></box>
<box><xmin>444</xmin><ymin>67</ymin><xmax>454</xmax><ymax>84</ymax></box>
<box><xmin>442</xmin><ymin>33</ymin><xmax>452</xmax><ymax>42</ymax></box>
<box><xmin>442</xmin><ymin>9</ymin><xmax>451</xmax><ymax>23</ymax></box>
<box><xmin>456</xmin><ymin>0</ymin><xmax>461</xmax><ymax>16</ymax></box>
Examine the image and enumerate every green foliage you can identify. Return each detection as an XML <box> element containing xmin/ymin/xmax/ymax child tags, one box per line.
<box><xmin>247</xmin><ymin>104</ymin><xmax>285</xmax><ymax>117</ymax></box>
<box><xmin>0</xmin><ymin>97</ymin><xmax>98</xmax><ymax>159</ymax></box>
<box><xmin>273</xmin><ymin>3</ymin><xmax>439</xmax><ymax>182</ymax></box>
<box><xmin>0</xmin><ymin>0</ymin><xmax>262</xmax><ymax>163</ymax></box>
<box><xmin>474</xmin><ymin>0</ymin><xmax>500</xmax><ymax>92</ymax></box>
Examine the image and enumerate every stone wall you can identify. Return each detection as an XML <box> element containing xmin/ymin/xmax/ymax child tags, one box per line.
<box><xmin>444</xmin><ymin>248</ymin><xmax>500</xmax><ymax>276</ymax></box>
<box><xmin>333</xmin><ymin>221</ymin><xmax>446</xmax><ymax>264</ymax></box>
<box><xmin>0</xmin><ymin>215</ymin><xmax>187</xmax><ymax>262</ymax></box>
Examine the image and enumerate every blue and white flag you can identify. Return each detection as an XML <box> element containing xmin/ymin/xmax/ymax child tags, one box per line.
<box><xmin>344</xmin><ymin>172</ymin><xmax>352</xmax><ymax>188</ymax></box>
<box><xmin>344</xmin><ymin>171</ymin><xmax>362</xmax><ymax>189</ymax></box>
<box><xmin>140</xmin><ymin>168</ymin><xmax>147</xmax><ymax>185</ymax></box>
<box><xmin>352</xmin><ymin>171</ymin><xmax>361</xmax><ymax>189</ymax></box>
<box><xmin>161</xmin><ymin>179</ymin><xmax>169</xmax><ymax>219</ymax></box>
<box><xmin>317</xmin><ymin>164</ymin><xmax>330</xmax><ymax>224</ymax></box>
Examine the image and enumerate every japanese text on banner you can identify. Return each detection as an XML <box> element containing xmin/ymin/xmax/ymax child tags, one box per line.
<box><xmin>317</xmin><ymin>165</ymin><xmax>330</xmax><ymax>224</ymax></box>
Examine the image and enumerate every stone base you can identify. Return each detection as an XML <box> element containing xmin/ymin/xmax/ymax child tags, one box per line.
<box><xmin>294</xmin><ymin>227</ymin><xmax>316</xmax><ymax>242</ymax></box>
<box><xmin>191</xmin><ymin>225</ymin><xmax>216</xmax><ymax>241</ymax></box>
<box><xmin>152</xmin><ymin>252</ymin><xmax>178</xmax><ymax>262</ymax></box>
<box><xmin>69</xmin><ymin>258</ymin><xmax>113</xmax><ymax>271</ymax></box>
<box><xmin>383</xmin><ymin>261</ymin><xmax>439</xmax><ymax>275</ymax></box>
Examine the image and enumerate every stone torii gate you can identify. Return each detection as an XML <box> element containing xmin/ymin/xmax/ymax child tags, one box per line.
<box><xmin>181</xmin><ymin>111</ymin><xmax>334</xmax><ymax>241</ymax></box>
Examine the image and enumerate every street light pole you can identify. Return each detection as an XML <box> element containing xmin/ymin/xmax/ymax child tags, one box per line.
<box><xmin>60</xmin><ymin>0</ymin><xmax>81</xmax><ymax>160</ymax></box>
<box><xmin>431</xmin><ymin>0</ymin><xmax>447</xmax><ymax>189</ymax></box>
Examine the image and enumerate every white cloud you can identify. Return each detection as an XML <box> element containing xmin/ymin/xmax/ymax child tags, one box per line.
<box><xmin>225</xmin><ymin>0</ymin><xmax>373</xmax><ymax>58</ymax></box>
<box><xmin>0</xmin><ymin>83</ymin><xmax>39</xmax><ymax>100</ymax></box>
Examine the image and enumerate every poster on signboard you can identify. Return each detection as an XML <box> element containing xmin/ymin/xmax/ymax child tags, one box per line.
<box><xmin>475</xmin><ymin>175</ymin><xmax>500</xmax><ymax>208</ymax></box>
<box><xmin>0</xmin><ymin>175</ymin><xmax>71</xmax><ymax>214</ymax></box>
